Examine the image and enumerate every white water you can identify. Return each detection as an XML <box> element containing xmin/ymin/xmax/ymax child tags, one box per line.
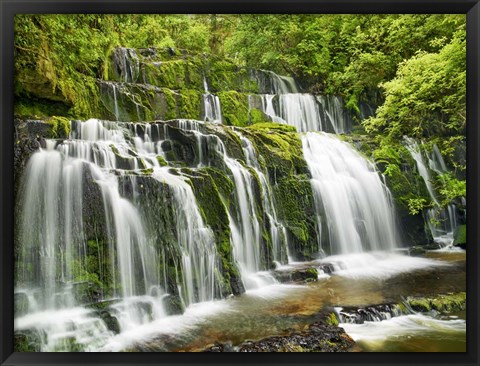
<box><xmin>153</xmin><ymin>119</ymin><xmax>281</xmax><ymax>289</ymax></box>
<box><xmin>341</xmin><ymin>313</ymin><xmax>466</xmax><ymax>351</ymax></box>
<box><xmin>215</xmin><ymin>141</ymin><xmax>271</xmax><ymax>289</ymax></box>
<box><xmin>15</xmin><ymin>119</ymin><xmax>223</xmax><ymax>350</ymax></box>
<box><xmin>316</xmin><ymin>252</ymin><xmax>449</xmax><ymax>280</ymax></box>
<box><xmin>404</xmin><ymin>137</ymin><xmax>460</xmax><ymax>246</ymax></box>
<box><xmin>302</xmin><ymin>132</ymin><xmax>398</xmax><ymax>255</ymax></box>
<box><xmin>235</xmin><ymin>131</ymin><xmax>289</xmax><ymax>264</ymax></box>
<box><xmin>254</xmin><ymin>70</ymin><xmax>351</xmax><ymax>133</ymax></box>
<box><xmin>256</xmin><ymin>69</ymin><xmax>299</xmax><ymax>94</ymax></box>
<box><xmin>202</xmin><ymin>77</ymin><xmax>222</xmax><ymax>123</ymax></box>
<box><xmin>113</xmin><ymin>47</ymin><xmax>139</xmax><ymax>83</ymax></box>
<box><xmin>15</xmin><ymin>92</ymin><xmax>456</xmax><ymax>352</ymax></box>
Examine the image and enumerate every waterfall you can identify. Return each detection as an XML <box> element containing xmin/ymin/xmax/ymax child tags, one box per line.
<box><xmin>214</xmin><ymin>139</ymin><xmax>276</xmax><ymax>289</ymax></box>
<box><xmin>202</xmin><ymin>77</ymin><xmax>222</xmax><ymax>123</ymax></box>
<box><xmin>254</xmin><ymin>71</ymin><xmax>352</xmax><ymax>133</ymax></box>
<box><xmin>255</xmin><ymin>69</ymin><xmax>299</xmax><ymax>94</ymax></box>
<box><xmin>157</xmin><ymin>120</ymin><xmax>278</xmax><ymax>289</ymax></box>
<box><xmin>15</xmin><ymin>119</ymin><xmax>224</xmax><ymax>350</ymax></box>
<box><xmin>113</xmin><ymin>47</ymin><xmax>140</xmax><ymax>83</ymax></box>
<box><xmin>404</xmin><ymin>137</ymin><xmax>460</xmax><ymax>246</ymax></box>
<box><xmin>302</xmin><ymin>132</ymin><xmax>398</xmax><ymax>255</ymax></box>
<box><xmin>234</xmin><ymin>131</ymin><xmax>289</xmax><ymax>265</ymax></box>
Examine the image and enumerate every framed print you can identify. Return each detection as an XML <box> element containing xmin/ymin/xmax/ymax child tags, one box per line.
<box><xmin>1</xmin><ymin>0</ymin><xmax>479</xmax><ymax>365</ymax></box>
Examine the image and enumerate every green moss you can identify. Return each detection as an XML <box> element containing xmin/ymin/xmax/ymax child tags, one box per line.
<box><xmin>305</xmin><ymin>268</ymin><xmax>319</xmax><ymax>280</ymax></box>
<box><xmin>406</xmin><ymin>292</ymin><xmax>466</xmax><ymax>313</ymax></box>
<box><xmin>162</xmin><ymin>88</ymin><xmax>179</xmax><ymax>120</ymax></box>
<box><xmin>14</xmin><ymin>331</ymin><xmax>41</xmax><ymax>352</ymax></box>
<box><xmin>325</xmin><ymin>312</ymin><xmax>339</xmax><ymax>327</ymax></box>
<box><xmin>275</xmin><ymin>176</ymin><xmax>317</xmax><ymax>259</ymax></box>
<box><xmin>141</xmin><ymin>59</ymin><xmax>187</xmax><ymax>89</ymax></box>
<box><xmin>453</xmin><ymin>224</ymin><xmax>466</xmax><ymax>247</ymax></box>
<box><xmin>207</xmin><ymin>59</ymin><xmax>258</xmax><ymax>93</ymax></box>
<box><xmin>46</xmin><ymin>116</ymin><xmax>71</xmax><ymax>138</ymax></box>
<box><xmin>140</xmin><ymin>168</ymin><xmax>154</xmax><ymax>175</ymax></box>
<box><xmin>397</xmin><ymin>302</ymin><xmax>408</xmax><ymax>314</ymax></box>
<box><xmin>247</xmin><ymin>122</ymin><xmax>297</xmax><ymax>133</ymax></box>
<box><xmin>249</xmin><ymin>108</ymin><xmax>270</xmax><ymax>124</ymax></box>
<box><xmin>14</xmin><ymin>97</ymin><xmax>71</xmax><ymax>119</ymax></box>
<box><xmin>178</xmin><ymin>89</ymin><xmax>202</xmax><ymax>119</ymax></box>
<box><xmin>407</xmin><ymin>298</ymin><xmax>432</xmax><ymax>312</ymax></box>
<box><xmin>430</xmin><ymin>292</ymin><xmax>466</xmax><ymax>312</ymax></box>
<box><xmin>217</xmin><ymin>91</ymin><xmax>250</xmax><ymax>127</ymax></box>
<box><xmin>157</xmin><ymin>155</ymin><xmax>168</xmax><ymax>167</ymax></box>
<box><xmin>185</xmin><ymin>168</ymin><xmax>242</xmax><ymax>296</ymax></box>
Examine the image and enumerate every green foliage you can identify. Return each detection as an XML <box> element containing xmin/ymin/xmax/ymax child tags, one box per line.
<box><xmin>435</xmin><ymin>173</ymin><xmax>466</xmax><ymax>206</ymax></box>
<box><xmin>363</xmin><ymin>27</ymin><xmax>466</xmax><ymax>139</ymax></box>
<box><xmin>226</xmin><ymin>14</ymin><xmax>464</xmax><ymax>105</ymax></box>
<box><xmin>407</xmin><ymin>198</ymin><xmax>428</xmax><ymax>215</ymax></box>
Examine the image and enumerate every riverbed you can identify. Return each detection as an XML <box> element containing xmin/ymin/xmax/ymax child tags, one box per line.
<box><xmin>100</xmin><ymin>250</ymin><xmax>466</xmax><ymax>352</ymax></box>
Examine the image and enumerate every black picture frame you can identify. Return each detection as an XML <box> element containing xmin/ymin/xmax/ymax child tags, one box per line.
<box><xmin>1</xmin><ymin>1</ymin><xmax>478</xmax><ymax>365</ymax></box>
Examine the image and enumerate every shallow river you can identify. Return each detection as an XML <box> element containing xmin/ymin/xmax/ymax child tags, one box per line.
<box><xmin>100</xmin><ymin>250</ymin><xmax>466</xmax><ymax>352</ymax></box>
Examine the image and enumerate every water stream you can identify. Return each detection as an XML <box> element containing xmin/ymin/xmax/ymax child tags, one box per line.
<box><xmin>14</xmin><ymin>66</ymin><xmax>465</xmax><ymax>352</ymax></box>
<box><xmin>302</xmin><ymin>132</ymin><xmax>398</xmax><ymax>255</ymax></box>
<box><xmin>404</xmin><ymin>137</ymin><xmax>461</xmax><ymax>246</ymax></box>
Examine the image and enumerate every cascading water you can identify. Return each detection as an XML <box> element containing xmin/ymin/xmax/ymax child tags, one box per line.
<box><xmin>113</xmin><ymin>47</ymin><xmax>140</xmax><ymax>83</ymax></box>
<box><xmin>253</xmin><ymin>70</ymin><xmax>352</xmax><ymax>133</ymax></box>
<box><xmin>202</xmin><ymin>77</ymin><xmax>222</xmax><ymax>123</ymax></box>
<box><xmin>213</xmin><ymin>138</ymin><xmax>276</xmax><ymax>289</ymax></box>
<box><xmin>15</xmin><ymin>118</ymin><xmax>224</xmax><ymax>351</ymax></box>
<box><xmin>234</xmin><ymin>131</ymin><xmax>289</xmax><ymax>265</ymax></box>
<box><xmin>255</xmin><ymin>69</ymin><xmax>299</xmax><ymax>94</ymax></box>
<box><xmin>302</xmin><ymin>132</ymin><xmax>398</xmax><ymax>255</ymax></box>
<box><xmin>154</xmin><ymin>119</ymin><xmax>280</xmax><ymax>289</ymax></box>
<box><xmin>404</xmin><ymin>137</ymin><xmax>460</xmax><ymax>246</ymax></box>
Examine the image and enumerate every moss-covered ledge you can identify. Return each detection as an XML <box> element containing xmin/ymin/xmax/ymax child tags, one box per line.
<box><xmin>406</xmin><ymin>292</ymin><xmax>466</xmax><ymax>313</ymax></box>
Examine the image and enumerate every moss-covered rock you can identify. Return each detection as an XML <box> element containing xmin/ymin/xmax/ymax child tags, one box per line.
<box><xmin>217</xmin><ymin>91</ymin><xmax>250</xmax><ymax>127</ymax></box>
<box><xmin>407</xmin><ymin>292</ymin><xmax>466</xmax><ymax>313</ymax></box>
<box><xmin>204</xmin><ymin>310</ymin><xmax>354</xmax><ymax>352</ymax></box>
<box><xmin>186</xmin><ymin>168</ymin><xmax>244</xmax><ymax>296</ymax></box>
<box><xmin>239</xmin><ymin>124</ymin><xmax>317</xmax><ymax>260</ymax></box>
<box><xmin>207</xmin><ymin>59</ymin><xmax>258</xmax><ymax>93</ymax></box>
<box><xmin>453</xmin><ymin>224</ymin><xmax>466</xmax><ymax>249</ymax></box>
<box><xmin>46</xmin><ymin>116</ymin><xmax>71</xmax><ymax>138</ymax></box>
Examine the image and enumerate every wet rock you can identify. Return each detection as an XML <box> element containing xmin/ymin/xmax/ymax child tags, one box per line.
<box><xmin>236</xmin><ymin>322</ymin><xmax>354</xmax><ymax>352</ymax></box>
<box><xmin>273</xmin><ymin>267</ymin><xmax>318</xmax><ymax>283</ymax></box>
<box><xmin>162</xmin><ymin>294</ymin><xmax>185</xmax><ymax>315</ymax></box>
<box><xmin>71</xmin><ymin>281</ymin><xmax>101</xmax><ymax>305</ymax></box>
<box><xmin>409</xmin><ymin>246</ymin><xmax>426</xmax><ymax>256</ymax></box>
<box><xmin>203</xmin><ymin>341</ymin><xmax>236</xmax><ymax>352</ymax></box>
<box><xmin>99</xmin><ymin>310</ymin><xmax>121</xmax><ymax>334</ymax></box>
<box><xmin>81</xmin><ymin>163</ymin><xmax>108</xmax><ymax>241</ymax></box>
<box><xmin>336</xmin><ymin>304</ymin><xmax>404</xmax><ymax>324</ymax></box>
<box><xmin>202</xmin><ymin>311</ymin><xmax>355</xmax><ymax>352</ymax></box>
<box><xmin>230</xmin><ymin>275</ymin><xmax>245</xmax><ymax>295</ymax></box>
<box><xmin>15</xmin><ymin>118</ymin><xmax>54</xmax><ymax>140</ymax></box>
<box><xmin>423</xmin><ymin>243</ymin><xmax>442</xmax><ymax>250</ymax></box>
<box><xmin>317</xmin><ymin>263</ymin><xmax>335</xmax><ymax>274</ymax></box>
<box><xmin>407</xmin><ymin>292</ymin><xmax>466</xmax><ymax>313</ymax></box>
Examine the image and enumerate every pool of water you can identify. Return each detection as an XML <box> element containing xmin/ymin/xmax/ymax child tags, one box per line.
<box><xmin>99</xmin><ymin>250</ymin><xmax>466</xmax><ymax>352</ymax></box>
